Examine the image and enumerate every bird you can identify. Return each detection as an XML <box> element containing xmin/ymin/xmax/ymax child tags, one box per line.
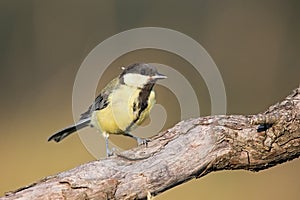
<box><xmin>48</xmin><ymin>63</ymin><xmax>167</xmax><ymax>156</ymax></box>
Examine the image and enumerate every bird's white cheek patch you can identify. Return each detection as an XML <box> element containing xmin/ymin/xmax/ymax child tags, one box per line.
<box><xmin>123</xmin><ymin>73</ymin><xmax>149</xmax><ymax>88</ymax></box>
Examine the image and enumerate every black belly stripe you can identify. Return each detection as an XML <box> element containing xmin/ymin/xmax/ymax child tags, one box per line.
<box><xmin>125</xmin><ymin>83</ymin><xmax>154</xmax><ymax>132</ymax></box>
<box><xmin>136</xmin><ymin>83</ymin><xmax>154</xmax><ymax>120</ymax></box>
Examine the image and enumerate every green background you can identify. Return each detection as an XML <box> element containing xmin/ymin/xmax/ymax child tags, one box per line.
<box><xmin>1</xmin><ymin>1</ymin><xmax>300</xmax><ymax>199</ymax></box>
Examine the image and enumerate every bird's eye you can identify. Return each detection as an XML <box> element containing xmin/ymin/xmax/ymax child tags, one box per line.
<box><xmin>141</xmin><ymin>68</ymin><xmax>146</xmax><ymax>75</ymax></box>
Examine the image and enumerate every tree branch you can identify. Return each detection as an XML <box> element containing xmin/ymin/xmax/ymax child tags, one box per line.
<box><xmin>2</xmin><ymin>86</ymin><xmax>300</xmax><ymax>200</ymax></box>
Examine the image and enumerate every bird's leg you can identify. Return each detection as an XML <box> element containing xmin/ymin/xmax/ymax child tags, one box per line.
<box><xmin>103</xmin><ymin>132</ymin><xmax>113</xmax><ymax>157</ymax></box>
<box><xmin>124</xmin><ymin>132</ymin><xmax>150</xmax><ymax>146</ymax></box>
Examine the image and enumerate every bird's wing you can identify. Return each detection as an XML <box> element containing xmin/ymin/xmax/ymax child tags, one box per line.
<box><xmin>79</xmin><ymin>78</ymin><xmax>118</xmax><ymax>120</ymax></box>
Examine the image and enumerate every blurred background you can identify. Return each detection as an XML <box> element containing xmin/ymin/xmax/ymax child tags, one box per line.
<box><xmin>0</xmin><ymin>1</ymin><xmax>300</xmax><ymax>199</ymax></box>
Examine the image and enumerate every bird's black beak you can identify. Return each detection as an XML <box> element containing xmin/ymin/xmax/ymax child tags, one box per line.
<box><xmin>151</xmin><ymin>72</ymin><xmax>167</xmax><ymax>80</ymax></box>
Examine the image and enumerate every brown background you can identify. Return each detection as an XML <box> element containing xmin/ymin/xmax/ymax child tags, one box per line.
<box><xmin>1</xmin><ymin>1</ymin><xmax>300</xmax><ymax>199</ymax></box>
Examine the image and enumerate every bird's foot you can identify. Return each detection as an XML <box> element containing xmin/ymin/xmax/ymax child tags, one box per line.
<box><xmin>123</xmin><ymin>132</ymin><xmax>150</xmax><ymax>147</ymax></box>
<box><xmin>136</xmin><ymin>137</ymin><xmax>150</xmax><ymax>146</ymax></box>
<box><xmin>106</xmin><ymin>147</ymin><xmax>115</xmax><ymax>157</ymax></box>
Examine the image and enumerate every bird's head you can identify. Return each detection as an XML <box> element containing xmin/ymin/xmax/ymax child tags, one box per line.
<box><xmin>119</xmin><ymin>63</ymin><xmax>167</xmax><ymax>88</ymax></box>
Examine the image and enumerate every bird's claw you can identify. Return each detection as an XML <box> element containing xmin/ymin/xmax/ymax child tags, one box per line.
<box><xmin>137</xmin><ymin>138</ymin><xmax>150</xmax><ymax>146</ymax></box>
<box><xmin>106</xmin><ymin>147</ymin><xmax>115</xmax><ymax>157</ymax></box>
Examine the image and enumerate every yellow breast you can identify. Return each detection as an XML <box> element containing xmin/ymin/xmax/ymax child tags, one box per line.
<box><xmin>91</xmin><ymin>85</ymin><xmax>155</xmax><ymax>134</ymax></box>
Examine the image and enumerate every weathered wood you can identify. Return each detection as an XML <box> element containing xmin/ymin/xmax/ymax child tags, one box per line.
<box><xmin>2</xmin><ymin>87</ymin><xmax>300</xmax><ymax>200</ymax></box>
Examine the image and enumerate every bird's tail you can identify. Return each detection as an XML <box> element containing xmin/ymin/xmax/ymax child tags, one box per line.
<box><xmin>48</xmin><ymin>118</ymin><xmax>91</xmax><ymax>142</ymax></box>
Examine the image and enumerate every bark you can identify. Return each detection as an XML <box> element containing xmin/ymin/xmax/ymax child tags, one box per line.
<box><xmin>2</xmin><ymin>86</ymin><xmax>300</xmax><ymax>200</ymax></box>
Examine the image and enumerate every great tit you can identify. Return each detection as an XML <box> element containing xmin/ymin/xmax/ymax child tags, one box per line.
<box><xmin>48</xmin><ymin>63</ymin><xmax>167</xmax><ymax>156</ymax></box>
